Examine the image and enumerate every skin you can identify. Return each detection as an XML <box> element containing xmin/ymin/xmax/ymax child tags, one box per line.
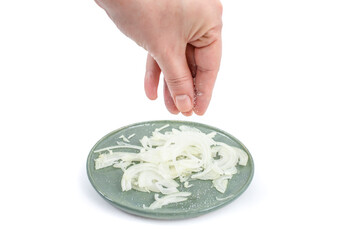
<box><xmin>95</xmin><ymin>0</ymin><xmax>223</xmax><ymax>116</ymax></box>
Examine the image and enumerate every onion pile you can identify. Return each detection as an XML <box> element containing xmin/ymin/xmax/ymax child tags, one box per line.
<box><xmin>94</xmin><ymin>125</ymin><xmax>248</xmax><ymax>209</ymax></box>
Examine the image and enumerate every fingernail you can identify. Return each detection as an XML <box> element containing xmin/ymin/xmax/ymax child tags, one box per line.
<box><xmin>175</xmin><ymin>95</ymin><xmax>192</xmax><ymax>113</ymax></box>
<box><xmin>182</xmin><ymin>110</ymin><xmax>193</xmax><ymax>117</ymax></box>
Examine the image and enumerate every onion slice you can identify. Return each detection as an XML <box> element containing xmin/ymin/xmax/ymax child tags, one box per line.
<box><xmin>143</xmin><ymin>192</ymin><xmax>191</xmax><ymax>210</ymax></box>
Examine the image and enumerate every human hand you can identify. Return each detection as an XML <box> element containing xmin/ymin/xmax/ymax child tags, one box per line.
<box><xmin>95</xmin><ymin>0</ymin><xmax>223</xmax><ymax>116</ymax></box>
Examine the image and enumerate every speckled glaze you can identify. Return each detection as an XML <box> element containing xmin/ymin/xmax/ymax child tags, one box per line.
<box><xmin>87</xmin><ymin>120</ymin><xmax>254</xmax><ymax>219</ymax></box>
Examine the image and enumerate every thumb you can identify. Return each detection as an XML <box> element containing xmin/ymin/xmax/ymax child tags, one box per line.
<box><xmin>156</xmin><ymin>52</ymin><xmax>194</xmax><ymax>114</ymax></box>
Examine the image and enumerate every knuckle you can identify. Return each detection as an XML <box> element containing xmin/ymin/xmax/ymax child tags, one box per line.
<box><xmin>153</xmin><ymin>44</ymin><xmax>183</xmax><ymax>63</ymax></box>
<box><xmin>165</xmin><ymin>75</ymin><xmax>191</xmax><ymax>89</ymax></box>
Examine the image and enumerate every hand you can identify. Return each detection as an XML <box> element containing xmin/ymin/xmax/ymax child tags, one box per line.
<box><xmin>95</xmin><ymin>0</ymin><xmax>223</xmax><ymax>116</ymax></box>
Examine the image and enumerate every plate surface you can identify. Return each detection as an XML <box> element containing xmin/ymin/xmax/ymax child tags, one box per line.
<box><xmin>87</xmin><ymin>120</ymin><xmax>254</xmax><ymax>219</ymax></box>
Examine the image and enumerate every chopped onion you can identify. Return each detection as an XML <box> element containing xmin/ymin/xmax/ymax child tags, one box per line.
<box><xmin>143</xmin><ymin>192</ymin><xmax>191</xmax><ymax>210</ymax></box>
<box><xmin>127</xmin><ymin>133</ymin><xmax>136</xmax><ymax>139</ymax></box>
<box><xmin>94</xmin><ymin>125</ymin><xmax>248</xmax><ymax>209</ymax></box>
<box><xmin>216</xmin><ymin>194</ymin><xmax>234</xmax><ymax>201</ymax></box>
<box><xmin>119</xmin><ymin>135</ymin><xmax>130</xmax><ymax>143</ymax></box>
<box><xmin>184</xmin><ymin>181</ymin><xmax>193</xmax><ymax>188</ymax></box>
<box><xmin>213</xmin><ymin>175</ymin><xmax>232</xmax><ymax>193</ymax></box>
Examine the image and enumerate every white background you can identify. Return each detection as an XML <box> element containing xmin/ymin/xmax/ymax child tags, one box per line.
<box><xmin>1</xmin><ymin>0</ymin><xmax>359</xmax><ymax>239</ymax></box>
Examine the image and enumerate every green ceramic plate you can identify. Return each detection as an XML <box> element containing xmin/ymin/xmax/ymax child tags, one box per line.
<box><xmin>87</xmin><ymin>120</ymin><xmax>254</xmax><ymax>219</ymax></box>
